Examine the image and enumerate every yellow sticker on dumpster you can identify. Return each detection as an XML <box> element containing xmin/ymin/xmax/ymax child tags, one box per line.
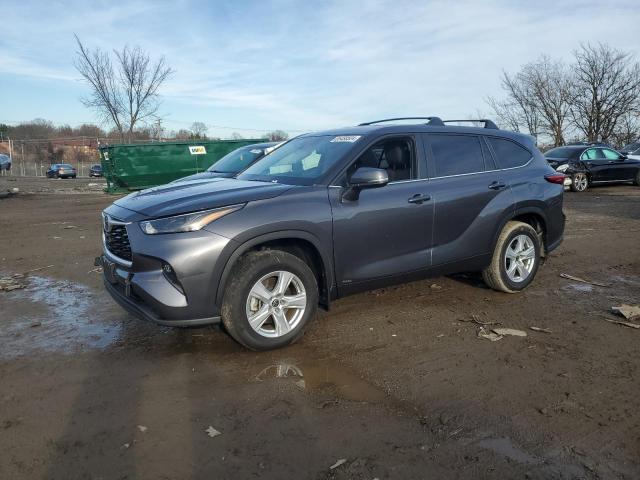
<box><xmin>189</xmin><ymin>146</ymin><xmax>207</xmax><ymax>155</ymax></box>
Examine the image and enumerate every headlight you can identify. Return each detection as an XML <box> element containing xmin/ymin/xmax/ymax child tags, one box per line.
<box><xmin>556</xmin><ymin>164</ymin><xmax>569</xmax><ymax>172</ymax></box>
<box><xmin>140</xmin><ymin>205</ymin><xmax>243</xmax><ymax>234</ymax></box>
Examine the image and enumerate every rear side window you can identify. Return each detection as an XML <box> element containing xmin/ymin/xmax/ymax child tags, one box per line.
<box><xmin>428</xmin><ymin>134</ymin><xmax>485</xmax><ymax>177</ymax></box>
<box><xmin>488</xmin><ymin>138</ymin><xmax>532</xmax><ymax>169</ymax></box>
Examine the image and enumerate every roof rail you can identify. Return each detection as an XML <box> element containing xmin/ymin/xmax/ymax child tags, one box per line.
<box><xmin>443</xmin><ymin>119</ymin><xmax>499</xmax><ymax>130</ymax></box>
<box><xmin>359</xmin><ymin>117</ymin><xmax>445</xmax><ymax>127</ymax></box>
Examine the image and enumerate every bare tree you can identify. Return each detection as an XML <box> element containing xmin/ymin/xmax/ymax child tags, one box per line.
<box><xmin>230</xmin><ymin>132</ymin><xmax>244</xmax><ymax>140</ymax></box>
<box><xmin>265</xmin><ymin>130</ymin><xmax>289</xmax><ymax>141</ymax></box>
<box><xmin>570</xmin><ymin>43</ymin><xmax>640</xmax><ymax>143</ymax></box>
<box><xmin>610</xmin><ymin>112</ymin><xmax>640</xmax><ymax>148</ymax></box>
<box><xmin>524</xmin><ymin>57</ymin><xmax>572</xmax><ymax>146</ymax></box>
<box><xmin>487</xmin><ymin>57</ymin><xmax>572</xmax><ymax>146</ymax></box>
<box><xmin>487</xmin><ymin>70</ymin><xmax>541</xmax><ymax>141</ymax></box>
<box><xmin>74</xmin><ymin>35</ymin><xmax>174</xmax><ymax>142</ymax></box>
<box><xmin>190</xmin><ymin>122</ymin><xmax>208</xmax><ymax>139</ymax></box>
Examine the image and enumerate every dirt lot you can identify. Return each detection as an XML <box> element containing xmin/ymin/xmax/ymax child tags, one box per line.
<box><xmin>1</xmin><ymin>177</ymin><xmax>639</xmax><ymax>479</ymax></box>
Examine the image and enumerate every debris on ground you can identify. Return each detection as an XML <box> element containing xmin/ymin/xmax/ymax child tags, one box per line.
<box><xmin>0</xmin><ymin>187</ymin><xmax>19</xmax><ymax>199</ymax></box>
<box><xmin>329</xmin><ymin>458</ymin><xmax>347</xmax><ymax>470</ymax></box>
<box><xmin>29</xmin><ymin>322</ymin><xmax>42</xmax><ymax>328</ymax></box>
<box><xmin>611</xmin><ymin>304</ymin><xmax>640</xmax><ymax>321</ymax></box>
<box><xmin>205</xmin><ymin>426</ymin><xmax>222</xmax><ymax>438</ymax></box>
<box><xmin>0</xmin><ymin>277</ymin><xmax>25</xmax><ymax>292</ymax></box>
<box><xmin>530</xmin><ymin>326</ymin><xmax>552</xmax><ymax>333</ymax></box>
<box><xmin>477</xmin><ymin>327</ymin><xmax>503</xmax><ymax>342</ymax></box>
<box><xmin>63</xmin><ymin>225</ymin><xmax>78</xmax><ymax>229</ymax></box>
<box><xmin>492</xmin><ymin>328</ymin><xmax>527</xmax><ymax>337</ymax></box>
<box><xmin>88</xmin><ymin>267</ymin><xmax>103</xmax><ymax>274</ymax></box>
<box><xmin>602</xmin><ymin>317</ymin><xmax>640</xmax><ymax>329</ymax></box>
<box><xmin>559</xmin><ymin>273</ymin><xmax>608</xmax><ymax>288</ymax></box>
<box><xmin>463</xmin><ymin>314</ymin><xmax>500</xmax><ymax>326</ymax></box>
<box><xmin>137</xmin><ymin>425</ymin><xmax>148</xmax><ymax>433</ymax></box>
<box><xmin>430</xmin><ymin>283</ymin><xmax>442</xmax><ymax>290</ymax></box>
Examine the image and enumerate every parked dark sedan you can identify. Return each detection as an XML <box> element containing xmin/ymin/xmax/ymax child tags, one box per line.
<box><xmin>46</xmin><ymin>163</ymin><xmax>77</xmax><ymax>179</ymax></box>
<box><xmin>89</xmin><ymin>164</ymin><xmax>103</xmax><ymax>177</ymax></box>
<box><xmin>545</xmin><ymin>145</ymin><xmax>640</xmax><ymax>192</ymax></box>
<box><xmin>174</xmin><ymin>142</ymin><xmax>280</xmax><ymax>182</ymax></box>
<box><xmin>620</xmin><ymin>142</ymin><xmax>640</xmax><ymax>157</ymax></box>
<box><xmin>0</xmin><ymin>154</ymin><xmax>11</xmax><ymax>171</ymax></box>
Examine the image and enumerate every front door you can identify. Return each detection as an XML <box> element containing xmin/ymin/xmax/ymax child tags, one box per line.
<box><xmin>601</xmin><ymin>148</ymin><xmax>637</xmax><ymax>181</ymax></box>
<box><xmin>329</xmin><ymin>136</ymin><xmax>433</xmax><ymax>293</ymax></box>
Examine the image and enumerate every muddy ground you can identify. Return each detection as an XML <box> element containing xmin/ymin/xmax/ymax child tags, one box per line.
<box><xmin>1</xmin><ymin>177</ymin><xmax>639</xmax><ymax>480</ymax></box>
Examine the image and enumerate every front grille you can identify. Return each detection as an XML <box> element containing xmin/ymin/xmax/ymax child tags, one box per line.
<box><xmin>105</xmin><ymin>222</ymin><xmax>132</xmax><ymax>262</ymax></box>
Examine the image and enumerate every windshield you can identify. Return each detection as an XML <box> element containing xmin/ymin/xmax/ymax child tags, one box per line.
<box><xmin>545</xmin><ymin>147</ymin><xmax>575</xmax><ymax>159</ymax></box>
<box><xmin>207</xmin><ymin>145</ymin><xmax>264</xmax><ymax>174</ymax></box>
<box><xmin>237</xmin><ymin>135</ymin><xmax>360</xmax><ymax>185</ymax></box>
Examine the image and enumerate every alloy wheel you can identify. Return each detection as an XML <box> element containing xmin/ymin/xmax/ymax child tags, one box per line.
<box><xmin>573</xmin><ymin>173</ymin><xmax>588</xmax><ymax>191</ymax></box>
<box><xmin>245</xmin><ymin>270</ymin><xmax>307</xmax><ymax>338</ymax></box>
<box><xmin>504</xmin><ymin>234</ymin><xmax>536</xmax><ymax>283</ymax></box>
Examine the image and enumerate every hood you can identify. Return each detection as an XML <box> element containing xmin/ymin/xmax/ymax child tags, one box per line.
<box><xmin>115</xmin><ymin>178</ymin><xmax>294</xmax><ymax>217</ymax></box>
<box><xmin>172</xmin><ymin>171</ymin><xmax>233</xmax><ymax>183</ymax></box>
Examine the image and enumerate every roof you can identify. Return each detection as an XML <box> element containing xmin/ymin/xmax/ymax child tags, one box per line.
<box><xmin>300</xmin><ymin>122</ymin><xmax>534</xmax><ymax>145</ymax></box>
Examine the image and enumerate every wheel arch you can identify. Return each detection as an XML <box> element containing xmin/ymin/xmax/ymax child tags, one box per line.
<box><xmin>216</xmin><ymin>230</ymin><xmax>334</xmax><ymax>310</ymax></box>
<box><xmin>492</xmin><ymin>207</ymin><xmax>549</xmax><ymax>256</ymax></box>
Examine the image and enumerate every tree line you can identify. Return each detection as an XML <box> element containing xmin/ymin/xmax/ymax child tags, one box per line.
<box><xmin>487</xmin><ymin>43</ymin><xmax>640</xmax><ymax>148</ymax></box>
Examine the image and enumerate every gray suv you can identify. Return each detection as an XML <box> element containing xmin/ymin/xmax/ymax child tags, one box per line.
<box><xmin>99</xmin><ymin>117</ymin><xmax>565</xmax><ymax>350</ymax></box>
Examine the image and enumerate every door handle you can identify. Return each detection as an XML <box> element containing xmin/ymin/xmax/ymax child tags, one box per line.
<box><xmin>408</xmin><ymin>193</ymin><xmax>431</xmax><ymax>204</ymax></box>
<box><xmin>488</xmin><ymin>181</ymin><xmax>506</xmax><ymax>190</ymax></box>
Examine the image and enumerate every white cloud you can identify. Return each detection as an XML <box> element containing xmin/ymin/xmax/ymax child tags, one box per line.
<box><xmin>1</xmin><ymin>0</ymin><xmax>639</xmax><ymax>133</ymax></box>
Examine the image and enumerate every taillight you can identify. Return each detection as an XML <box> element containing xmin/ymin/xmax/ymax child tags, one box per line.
<box><xmin>545</xmin><ymin>173</ymin><xmax>566</xmax><ymax>184</ymax></box>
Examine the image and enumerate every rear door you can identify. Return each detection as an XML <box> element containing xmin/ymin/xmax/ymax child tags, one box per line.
<box><xmin>423</xmin><ymin>133</ymin><xmax>515</xmax><ymax>267</ymax></box>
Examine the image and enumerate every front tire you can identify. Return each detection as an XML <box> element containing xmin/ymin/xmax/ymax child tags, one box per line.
<box><xmin>482</xmin><ymin>221</ymin><xmax>541</xmax><ymax>293</ymax></box>
<box><xmin>634</xmin><ymin>170</ymin><xmax>640</xmax><ymax>186</ymax></box>
<box><xmin>221</xmin><ymin>250</ymin><xmax>318</xmax><ymax>350</ymax></box>
<box><xmin>570</xmin><ymin>172</ymin><xmax>588</xmax><ymax>192</ymax></box>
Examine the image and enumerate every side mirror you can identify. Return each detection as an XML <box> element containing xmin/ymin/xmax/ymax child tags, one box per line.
<box><xmin>619</xmin><ymin>155</ymin><xmax>627</xmax><ymax>161</ymax></box>
<box><xmin>343</xmin><ymin>167</ymin><xmax>388</xmax><ymax>201</ymax></box>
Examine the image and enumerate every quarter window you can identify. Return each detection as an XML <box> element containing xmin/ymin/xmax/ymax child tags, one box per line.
<box><xmin>428</xmin><ymin>134</ymin><xmax>485</xmax><ymax>177</ymax></box>
<box><xmin>487</xmin><ymin>137</ymin><xmax>532</xmax><ymax>169</ymax></box>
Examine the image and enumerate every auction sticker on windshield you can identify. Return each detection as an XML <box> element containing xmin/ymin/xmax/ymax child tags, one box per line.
<box><xmin>189</xmin><ymin>146</ymin><xmax>207</xmax><ymax>155</ymax></box>
<box><xmin>330</xmin><ymin>136</ymin><xmax>361</xmax><ymax>143</ymax></box>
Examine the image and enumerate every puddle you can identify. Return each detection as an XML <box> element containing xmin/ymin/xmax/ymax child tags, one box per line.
<box><xmin>562</xmin><ymin>283</ymin><xmax>593</xmax><ymax>293</ymax></box>
<box><xmin>477</xmin><ymin>437</ymin><xmax>542</xmax><ymax>465</ymax></box>
<box><xmin>253</xmin><ymin>359</ymin><xmax>387</xmax><ymax>403</ymax></box>
<box><xmin>0</xmin><ymin>275</ymin><xmax>122</xmax><ymax>358</ymax></box>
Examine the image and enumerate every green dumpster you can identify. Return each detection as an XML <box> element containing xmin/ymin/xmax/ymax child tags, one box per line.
<box><xmin>99</xmin><ymin>139</ymin><xmax>265</xmax><ymax>192</ymax></box>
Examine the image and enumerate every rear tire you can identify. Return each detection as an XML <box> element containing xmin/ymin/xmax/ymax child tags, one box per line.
<box><xmin>482</xmin><ymin>221</ymin><xmax>541</xmax><ymax>293</ymax></box>
<box><xmin>570</xmin><ymin>172</ymin><xmax>588</xmax><ymax>192</ymax></box>
<box><xmin>221</xmin><ymin>250</ymin><xmax>318</xmax><ymax>351</ymax></box>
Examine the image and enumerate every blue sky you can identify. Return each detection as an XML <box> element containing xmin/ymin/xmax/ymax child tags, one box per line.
<box><xmin>1</xmin><ymin>0</ymin><xmax>639</xmax><ymax>138</ymax></box>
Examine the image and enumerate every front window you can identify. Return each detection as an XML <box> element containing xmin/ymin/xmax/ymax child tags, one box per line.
<box><xmin>237</xmin><ymin>135</ymin><xmax>360</xmax><ymax>185</ymax></box>
<box><xmin>207</xmin><ymin>146</ymin><xmax>265</xmax><ymax>174</ymax></box>
<box><xmin>601</xmin><ymin>148</ymin><xmax>622</xmax><ymax>160</ymax></box>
